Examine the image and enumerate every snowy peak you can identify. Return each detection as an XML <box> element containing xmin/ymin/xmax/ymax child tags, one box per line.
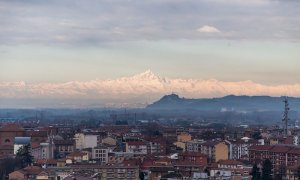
<box><xmin>1</xmin><ymin>70</ymin><xmax>300</xmax><ymax>108</ymax></box>
<box><xmin>131</xmin><ymin>70</ymin><xmax>161</xmax><ymax>81</ymax></box>
<box><xmin>140</xmin><ymin>69</ymin><xmax>156</xmax><ymax>77</ymax></box>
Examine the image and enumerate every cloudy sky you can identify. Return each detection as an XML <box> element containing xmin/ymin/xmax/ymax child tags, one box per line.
<box><xmin>0</xmin><ymin>0</ymin><xmax>300</xmax><ymax>107</ymax></box>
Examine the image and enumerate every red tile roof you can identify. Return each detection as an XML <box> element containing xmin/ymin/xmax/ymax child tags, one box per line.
<box><xmin>67</xmin><ymin>151</ymin><xmax>87</xmax><ymax>157</ymax></box>
<box><xmin>180</xmin><ymin>152</ymin><xmax>207</xmax><ymax>157</ymax></box>
<box><xmin>288</xmin><ymin>148</ymin><xmax>300</xmax><ymax>154</ymax></box>
<box><xmin>218</xmin><ymin>160</ymin><xmax>244</xmax><ymax>166</ymax></box>
<box><xmin>141</xmin><ymin>159</ymin><xmax>155</xmax><ymax>170</ymax></box>
<box><xmin>249</xmin><ymin>145</ymin><xmax>273</xmax><ymax>151</ymax></box>
<box><xmin>122</xmin><ymin>159</ymin><xmax>141</xmax><ymax>166</ymax></box>
<box><xmin>174</xmin><ymin>161</ymin><xmax>204</xmax><ymax>167</ymax></box>
<box><xmin>28</xmin><ymin>131</ymin><xmax>48</xmax><ymax>137</ymax></box>
<box><xmin>250</xmin><ymin>145</ymin><xmax>300</xmax><ymax>155</ymax></box>
<box><xmin>271</xmin><ymin>146</ymin><xmax>292</xmax><ymax>153</ymax></box>
<box><xmin>127</xmin><ymin>141</ymin><xmax>146</xmax><ymax>146</ymax></box>
<box><xmin>22</xmin><ymin>166</ymin><xmax>43</xmax><ymax>175</ymax></box>
<box><xmin>155</xmin><ymin>157</ymin><xmax>171</xmax><ymax>162</ymax></box>
<box><xmin>0</xmin><ymin>145</ymin><xmax>13</xmax><ymax>150</ymax></box>
<box><xmin>0</xmin><ymin>123</ymin><xmax>24</xmax><ymax>132</ymax></box>
<box><xmin>36</xmin><ymin>159</ymin><xmax>58</xmax><ymax>165</ymax></box>
<box><xmin>31</xmin><ymin>142</ymin><xmax>40</xmax><ymax>149</ymax></box>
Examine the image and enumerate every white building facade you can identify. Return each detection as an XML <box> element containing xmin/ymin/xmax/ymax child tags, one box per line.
<box><xmin>75</xmin><ymin>133</ymin><xmax>98</xmax><ymax>150</ymax></box>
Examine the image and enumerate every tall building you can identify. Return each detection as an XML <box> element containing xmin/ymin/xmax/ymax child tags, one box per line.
<box><xmin>186</xmin><ymin>139</ymin><xmax>205</xmax><ymax>152</ymax></box>
<box><xmin>92</xmin><ymin>145</ymin><xmax>109</xmax><ymax>163</ymax></box>
<box><xmin>226</xmin><ymin>138</ymin><xmax>262</xmax><ymax>160</ymax></box>
<box><xmin>249</xmin><ymin>145</ymin><xmax>300</xmax><ymax>177</ymax></box>
<box><xmin>0</xmin><ymin>123</ymin><xmax>25</xmax><ymax>156</ymax></box>
<box><xmin>201</xmin><ymin>141</ymin><xmax>229</xmax><ymax>163</ymax></box>
<box><xmin>126</xmin><ymin>141</ymin><xmax>147</xmax><ymax>155</ymax></box>
<box><xmin>74</xmin><ymin>132</ymin><xmax>98</xmax><ymax>150</ymax></box>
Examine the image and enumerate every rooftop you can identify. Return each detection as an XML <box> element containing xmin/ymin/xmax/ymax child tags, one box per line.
<box><xmin>0</xmin><ymin>123</ymin><xmax>24</xmax><ymax>132</ymax></box>
<box><xmin>15</xmin><ymin>137</ymin><xmax>31</xmax><ymax>145</ymax></box>
<box><xmin>218</xmin><ymin>160</ymin><xmax>244</xmax><ymax>166</ymax></box>
<box><xmin>127</xmin><ymin>141</ymin><xmax>146</xmax><ymax>146</ymax></box>
<box><xmin>250</xmin><ymin>145</ymin><xmax>300</xmax><ymax>154</ymax></box>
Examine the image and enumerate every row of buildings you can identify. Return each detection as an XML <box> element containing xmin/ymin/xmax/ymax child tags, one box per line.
<box><xmin>1</xmin><ymin>121</ymin><xmax>300</xmax><ymax>179</ymax></box>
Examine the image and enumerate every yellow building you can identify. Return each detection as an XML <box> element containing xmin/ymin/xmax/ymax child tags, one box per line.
<box><xmin>215</xmin><ymin>142</ymin><xmax>229</xmax><ymax>162</ymax></box>
<box><xmin>174</xmin><ymin>132</ymin><xmax>192</xmax><ymax>152</ymax></box>
<box><xmin>177</xmin><ymin>132</ymin><xmax>192</xmax><ymax>143</ymax></box>
<box><xmin>201</xmin><ymin>141</ymin><xmax>228</xmax><ymax>162</ymax></box>
<box><xmin>173</xmin><ymin>141</ymin><xmax>186</xmax><ymax>151</ymax></box>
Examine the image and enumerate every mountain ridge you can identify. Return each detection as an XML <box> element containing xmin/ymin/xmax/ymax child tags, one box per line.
<box><xmin>1</xmin><ymin>70</ymin><xmax>300</xmax><ymax>108</ymax></box>
<box><xmin>147</xmin><ymin>94</ymin><xmax>300</xmax><ymax>112</ymax></box>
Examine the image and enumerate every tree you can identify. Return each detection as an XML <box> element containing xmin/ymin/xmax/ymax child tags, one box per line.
<box><xmin>252</xmin><ymin>131</ymin><xmax>262</xmax><ymax>140</ymax></box>
<box><xmin>139</xmin><ymin>172</ymin><xmax>145</xmax><ymax>180</ymax></box>
<box><xmin>251</xmin><ymin>163</ymin><xmax>261</xmax><ymax>180</ymax></box>
<box><xmin>54</xmin><ymin>149</ymin><xmax>61</xmax><ymax>159</ymax></box>
<box><xmin>204</xmin><ymin>168</ymin><xmax>210</xmax><ymax>177</ymax></box>
<box><xmin>0</xmin><ymin>158</ymin><xmax>18</xmax><ymax>179</ymax></box>
<box><xmin>274</xmin><ymin>164</ymin><xmax>286</xmax><ymax>180</ymax></box>
<box><xmin>16</xmin><ymin>144</ymin><xmax>34</xmax><ymax>168</ymax></box>
<box><xmin>262</xmin><ymin>159</ymin><xmax>272</xmax><ymax>180</ymax></box>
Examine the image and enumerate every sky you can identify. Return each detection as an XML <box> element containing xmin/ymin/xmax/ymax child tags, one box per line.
<box><xmin>0</xmin><ymin>0</ymin><xmax>300</xmax><ymax>107</ymax></box>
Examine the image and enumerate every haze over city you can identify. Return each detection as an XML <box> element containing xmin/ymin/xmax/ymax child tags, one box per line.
<box><xmin>2</xmin><ymin>1</ymin><xmax>300</xmax><ymax>180</ymax></box>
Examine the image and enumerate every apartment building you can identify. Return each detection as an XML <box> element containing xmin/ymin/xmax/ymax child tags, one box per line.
<box><xmin>201</xmin><ymin>141</ymin><xmax>229</xmax><ymax>163</ymax></box>
<box><xmin>92</xmin><ymin>145</ymin><xmax>109</xmax><ymax>163</ymax></box>
<box><xmin>249</xmin><ymin>145</ymin><xmax>300</xmax><ymax>174</ymax></box>
<box><xmin>125</xmin><ymin>141</ymin><xmax>147</xmax><ymax>155</ymax></box>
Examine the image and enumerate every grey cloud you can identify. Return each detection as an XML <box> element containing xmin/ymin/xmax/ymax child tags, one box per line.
<box><xmin>0</xmin><ymin>0</ymin><xmax>299</xmax><ymax>45</ymax></box>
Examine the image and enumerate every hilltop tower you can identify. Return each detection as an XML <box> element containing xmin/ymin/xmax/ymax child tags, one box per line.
<box><xmin>283</xmin><ymin>97</ymin><xmax>290</xmax><ymax>137</ymax></box>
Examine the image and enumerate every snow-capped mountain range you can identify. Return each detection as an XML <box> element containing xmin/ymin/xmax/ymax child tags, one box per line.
<box><xmin>1</xmin><ymin>70</ymin><xmax>300</xmax><ymax>107</ymax></box>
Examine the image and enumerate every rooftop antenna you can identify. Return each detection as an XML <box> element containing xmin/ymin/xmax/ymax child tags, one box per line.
<box><xmin>283</xmin><ymin>97</ymin><xmax>290</xmax><ymax>138</ymax></box>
